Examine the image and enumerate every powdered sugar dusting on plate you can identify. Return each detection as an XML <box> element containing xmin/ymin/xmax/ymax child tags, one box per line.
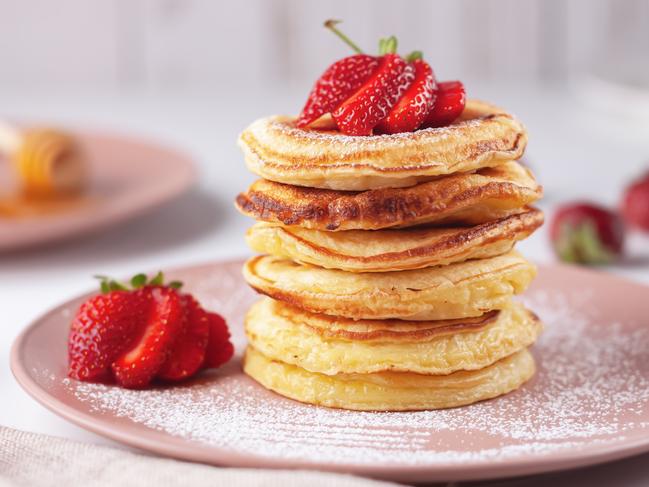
<box><xmin>60</xmin><ymin>275</ymin><xmax>649</xmax><ymax>467</ymax></box>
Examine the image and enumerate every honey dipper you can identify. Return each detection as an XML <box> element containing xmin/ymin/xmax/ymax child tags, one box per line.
<box><xmin>0</xmin><ymin>121</ymin><xmax>86</xmax><ymax>197</ymax></box>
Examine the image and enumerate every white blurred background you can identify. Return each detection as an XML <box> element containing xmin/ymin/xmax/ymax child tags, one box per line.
<box><xmin>1</xmin><ymin>0</ymin><xmax>648</xmax><ymax>92</ymax></box>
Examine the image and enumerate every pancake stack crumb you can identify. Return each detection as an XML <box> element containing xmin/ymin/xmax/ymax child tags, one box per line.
<box><xmin>236</xmin><ymin>100</ymin><xmax>544</xmax><ymax>411</ymax></box>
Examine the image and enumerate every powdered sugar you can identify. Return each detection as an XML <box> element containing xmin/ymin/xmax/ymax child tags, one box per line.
<box><xmin>58</xmin><ymin>267</ymin><xmax>649</xmax><ymax>467</ymax></box>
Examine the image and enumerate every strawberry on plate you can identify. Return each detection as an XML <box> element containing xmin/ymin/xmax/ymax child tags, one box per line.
<box><xmin>68</xmin><ymin>290</ymin><xmax>150</xmax><ymax>382</ymax></box>
<box><xmin>157</xmin><ymin>294</ymin><xmax>210</xmax><ymax>381</ymax></box>
<box><xmin>68</xmin><ymin>272</ymin><xmax>233</xmax><ymax>389</ymax></box>
<box><xmin>111</xmin><ymin>286</ymin><xmax>185</xmax><ymax>388</ymax></box>
<box><xmin>203</xmin><ymin>312</ymin><xmax>234</xmax><ymax>369</ymax></box>
<box><xmin>550</xmin><ymin>203</ymin><xmax>625</xmax><ymax>265</ymax></box>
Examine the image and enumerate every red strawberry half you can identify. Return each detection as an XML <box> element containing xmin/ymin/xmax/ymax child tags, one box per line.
<box><xmin>423</xmin><ymin>80</ymin><xmax>466</xmax><ymax>128</ymax></box>
<box><xmin>296</xmin><ymin>54</ymin><xmax>379</xmax><ymax>128</ymax></box>
<box><xmin>333</xmin><ymin>52</ymin><xmax>409</xmax><ymax>135</ymax></box>
<box><xmin>68</xmin><ymin>290</ymin><xmax>150</xmax><ymax>382</ymax></box>
<box><xmin>203</xmin><ymin>312</ymin><xmax>234</xmax><ymax>369</ymax></box>
<box><xmin>375</xmin><ymin>56</ymin><xmax>436</xmax><ymax>134</ymax></box>
<box><xmin>157</xmin><ymin>294</ymin><xmax>210</xmax><ymax>381</ymax></box>
<box><xmin>111</xmin><ymin>286</ymin><xmax>185</xmax><ymax>389</ymax></box>
<box><xmin>550</xmin><ymin>203</ymin><xmax>625</xmax><ymax>265</ymax></box>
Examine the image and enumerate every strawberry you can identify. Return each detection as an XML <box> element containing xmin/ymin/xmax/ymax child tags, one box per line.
<box><xmin>68</xmin><ymin>290</ymin><xmax>150</xmax><ymax>382</ymax></box>
<box><xmin>297</xmin><ymin>20</ymin><xmax>466</xmax><ymax>135</ymax></box>
<box><xmin>203</xmin><ymin>312</ymin><xmax>234</xmax><ymax>369</ymax></box>
<box><xmin>332</xmin><ymin>52</ymin><xmax>410</xmax><ymax>135</ymax></box>
<box><xmin>68</xmin><ymin>272</ymin><xmax>233</xmax><ymax>389</ymax></box>
<box><xmin>111</xmin><ymin>286</ymin><xmax>185</xmax><ymax>389</ymax></box>
<box><xmin>423</xmin><ymin>80</ymin><xmax>466</xmax><ymax>128</ymax></box>
<box><xmin>296</xmin><ymin>54</ymin><xmax>379</xmax><ymax>128</ymax></box>
<box><xmin>550</xmin><ymin>203</ymin><xmax>625</xmax><ymax>265</ymax></box>
<box><xmin>375</xmin><ymin>54</ymin><xmax>436</xmax><ymax>134</ymax></box>
<box><xmin>622</xmin><ymin>174</ymin><xmax>649</xmax><ymax>232</ymax></box>
<box><xmin>157</xmin><ymin>294</ymin><xmax>210</xmax><ymax>381</ymax></box>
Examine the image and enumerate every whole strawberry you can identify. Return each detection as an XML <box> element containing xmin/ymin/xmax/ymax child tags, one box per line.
<box><xmin>622</xmin><ymin>173</ymin><xmax>649</xmax><ymax>232</ymax></box>
<box><xmin>550</xmin><ymin>203</ymin><xmax>625</xmax><ymax>265</ymax></box>
<box><xmin>68</xmin><ymin>272</ymin><xmax>233</xmax><ymax>389</ymax></box>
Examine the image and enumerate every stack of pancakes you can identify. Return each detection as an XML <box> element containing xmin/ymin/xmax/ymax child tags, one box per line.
<box><xmin>235</xmin><ymin>100</ymin><xmax>544</xmax><ymax>411</ymax></box>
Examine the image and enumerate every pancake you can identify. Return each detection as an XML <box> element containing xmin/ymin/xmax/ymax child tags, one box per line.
<box><xmin>245</xmin><ymin>298</ymin><xmax>542</xmax><ymax>375</ymax></box>
<box><xmin>242</xmin><ymin>251</ymin><xmax>536</xmax><ymax>321</ymax></box>
<box><xmin>235</xmin><ymin>161</ymin><xmax>541</xmax><ymax>231</ymax></box>
<box><xmin>245</xmin><ymin>207</ymin><xmax>544</xmax><ymax>272</ymax></box>
<box><xmin>238</xmin><ymin>99</ymin><xmax>527</xmax><ymax>191</ymax></box>
<box><xmin>244</xmin><ymin>346</ymin><xmax>535</xmax><ymax>411</ymax></box>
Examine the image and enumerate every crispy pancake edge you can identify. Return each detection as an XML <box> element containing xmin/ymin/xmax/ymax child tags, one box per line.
<box><xmin>235</xmin><ymin>162</ymin><xmax>543</xmax><ymax>231</ymax></box>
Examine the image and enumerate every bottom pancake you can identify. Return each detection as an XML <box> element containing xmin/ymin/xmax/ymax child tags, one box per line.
<box><xmin>244</xmin><ymin>346</ymin><xmax>536</xmax><ymax>411</ymax></box>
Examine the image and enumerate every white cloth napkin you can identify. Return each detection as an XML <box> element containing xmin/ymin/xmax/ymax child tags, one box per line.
<box><xmin>0</xmin><ymin>426</ymin><xmax>403</xmax><ymax>487</ymax></box>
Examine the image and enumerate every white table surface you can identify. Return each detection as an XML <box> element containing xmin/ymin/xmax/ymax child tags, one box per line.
<box><xmin>1</xmin><ymin>84</ymin><xmax>648</xmax><ymax>486</ymax></box>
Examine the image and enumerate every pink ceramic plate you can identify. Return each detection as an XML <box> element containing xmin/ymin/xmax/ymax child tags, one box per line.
<box><xmin>0</xmin><ymin>131</ymin><xmax>195</xmax><ymax>250</ymax></box>
<box><xmin>10</xmin><ymin>260</ymin><xmax>649</xmax><ymax>483</ymax></box>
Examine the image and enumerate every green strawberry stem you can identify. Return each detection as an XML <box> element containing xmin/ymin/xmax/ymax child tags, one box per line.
<box><xmin>94</xmin><ymin>272</ymin><xmax>183</xmax><ymax>293</ymax></box>
<box><xmin>324</xmin><ymin>19</ymin><xmax>364</xmax><ymax>54</ymax></box>
<box><xmin>406</xmin><ymin>50</ymin><xmax>423</xmax><ymax>61</ymax></box>
<box><xmin>379</xmin><ymin>36</ymin><xmax>398</xmax><ymax>55</ymax></box>
<box><xmin>324</xmin><ymin>19</ymin><xmax>403</xmax><ymax>57</ymax></box>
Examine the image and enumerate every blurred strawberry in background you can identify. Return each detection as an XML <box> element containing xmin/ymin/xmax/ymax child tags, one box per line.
<box><xmin>622</xmin><ymin>172</ymin><xmax>649</xmax><ymax>232</ymax></box>
<box><xmin>550</xmin><ymin>203</ymin><xmax>625</xmax><ymax>265</ymax></box>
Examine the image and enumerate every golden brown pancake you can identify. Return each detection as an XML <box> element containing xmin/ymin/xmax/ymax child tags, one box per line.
<box><xmin>238</xmin><ymin>100</ymin><xmax>527</xmax><ymax>191</ymax></box>
<box><xmin>244</xmin><ymin>346</ymin><xmax>536</xmax><ymax>411</ymax></box>
<box><xmin>235</xmin><ymin>161</ymin><xmax>541</xmax><ymax>231</ymax></box>
<box><xmin>245</xmin><ymin>298</ymin><xmax>542</xmax><ymax>375</ymax></box>
<box><xmin>242</xmin><ymin>251</ymin><xmax>536</xmax><ymax>321</ymax></box>
<box><xmin>245</xmin><ymin>207</ymin><xmax>544</xmax><ymax>272</ymax></box>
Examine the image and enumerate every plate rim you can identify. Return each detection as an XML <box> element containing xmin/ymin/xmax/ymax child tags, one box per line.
<box><xmin>10</xmin><ymin>259</ymin><xmax>649</xmax><ymax>483</ymax></box>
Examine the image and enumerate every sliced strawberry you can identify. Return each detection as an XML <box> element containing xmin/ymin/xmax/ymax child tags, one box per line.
<box><xmin>68</xmin><ymin>291</ymin><xmax>150</xmax><ymax>381</ymax></box>
<box><xmin>423</xmin><ymin>80</ymin><xmax>466</xmax><ymax>128</ymax></box>
<box><xmin>157</xmin><ymin>294</ymin><xmax>210</xmax><ymax>381</ymax></box>
<box><xmin>297</xmin><ymin>54</ymin><xmax>379</xmax><ymax>128</ymax></box>
<box><xmin>202</xmin><ymin>312</ymin><xmax>234</xmax><ymax>369</ymax></box>
<box><xmin>111</xmin><ymin>287</ymin><xmax>184</xmax><ymax>389</ymax></box>
<box><xmin>332</xmin><ymin>53</ymin><xmax>410</xmax><ymax>136</ymax></box>
<box><xmin>375</xmin><ymin>57</ymin><xmax>436</xmax><ymax>134</ymax></box>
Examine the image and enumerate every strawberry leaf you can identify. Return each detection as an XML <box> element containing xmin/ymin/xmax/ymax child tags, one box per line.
<box><xmin>130</xmin><ymin>273</ymin><xmax>147</xmax><ymax>288</ymax></box>
<box><xmin>149</xmin><ymin>271</ymin><xmax>164</xmax><ymax>286</ymax></box>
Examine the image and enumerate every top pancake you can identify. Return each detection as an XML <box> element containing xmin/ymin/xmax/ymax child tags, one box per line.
<box><xmin>238</xmin><ymin>100</ymin><xmax>527</xmax><ymax>190</ymax></box>
<box><xmin>236</xmin><ymin>160</ymin><xmax>542</xmax><ymax>231</ymax></box>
